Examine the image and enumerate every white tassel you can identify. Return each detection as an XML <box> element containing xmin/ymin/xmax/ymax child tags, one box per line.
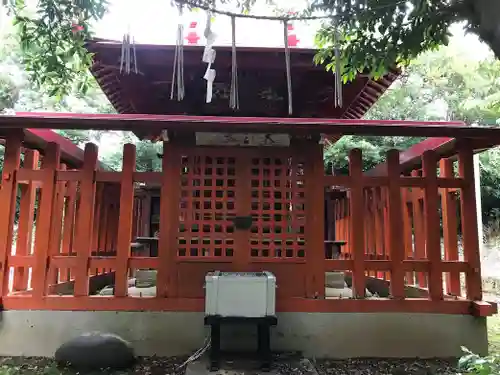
<box><xmin>284</xmin><ymin>20</ymin><xmax>293</xmax><ymax>115</ymax></box>
<box><xmin>170</xmin><ymin>5</ymin><xmax>185</xmax><ymax>101</ymax></box>
<box><xmin>229</xmin><ymin>16</ymin><xmax>239</xmax><ymax>110</ymax></box>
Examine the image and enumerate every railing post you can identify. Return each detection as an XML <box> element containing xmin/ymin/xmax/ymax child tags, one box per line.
<box><xmin>74</xmin><ymin>143</ymin><xmax>98</xmax><ymax>297</ymax></box>
<box><xmin>440</xmin><ymin>158</ymin><xmax>461</xmax><ymax>296</ymax></box>
<box><xmin>349</xmin><ymin>149</ymin><xmax>365</xmax><ymax>298</ymax></box>
<box><xmin>48</xmin><ymin>163</ymin><xmax>66</xmax><ymax>285</ymax></box>
<box><xmin>374</xmin><ymin>187</ymin><xmax>384</xmax><ymax>278</ymax></box>
<box><xmin>387</xmin><ymin>150</ymin><xmax>405</xmax><ymax>299</ymax></box>
<box><xmin>32</xmin><ymin>142</ymin><xmax>60</xmax><ymax>298</ymax></box>
<box><xmin>115</xmin><ymin>144</ymin><xmax>136</xmax><ymax>297</ymax></box>
<box><xmin>0</xmin><ymin>133</ymin><xmax>22</xmax><ymax>297</ymax></box>
<box><xmin>458</xmin><ymin>141</ymin><xmax>482</xmax><ymax>300</ymax></box>
<box><xmin>401</xmin><ymin>187</ymin><xmax>414</xmax><ymax>285</ymax></box>
<box><xmin>411</xmin><ymin>169</ymin><xmax>427</xmax><ymax>288</ymax></box>
<box><xmin>13</xmin><ymin>149</ymin><xmax>39</xmax><ymax>291</ymax></box>
<box><xmin>61</xmin><ymin>180</ymin><xmax>77</xmax><ymax>282</ymax></box>
<box><xmin>422</xmin><ymin>151</ymin><xmax>443</xmax><ymax>301</ymax></box>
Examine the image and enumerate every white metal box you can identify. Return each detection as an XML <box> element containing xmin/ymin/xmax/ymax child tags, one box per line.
<box><xmin>204</xmin><ymin>271</ymin><xmax>276</xmax><ymax>317</ymax></box>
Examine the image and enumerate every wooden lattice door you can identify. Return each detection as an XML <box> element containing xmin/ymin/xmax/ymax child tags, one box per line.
<box><xmin>176</xmin><ymin>148</ymin><xmax>309</xmax><ymax>298</ymax></box>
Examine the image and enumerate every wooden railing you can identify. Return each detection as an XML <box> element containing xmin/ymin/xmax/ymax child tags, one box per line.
<box><xmin>326</xmin><ymin>147</ymin><xmax>484</xmax><ymax>307</ymax></box>
<box><xmin>0</xmin><ymin>133</ymin><xmax>494</xmax><ymax>316</ymax></box>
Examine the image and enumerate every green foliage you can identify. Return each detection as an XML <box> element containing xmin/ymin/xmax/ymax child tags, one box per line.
<box><xmin>458</xmin><ymin>346</ymin><xmax>500</xmax><ymax>374</ymax></box>
<box><xmin>7</xmin><ymin>0</ymin><xmax>108</xmax><ymax>98</ymax></box>
<box><xmin>313</xmin><ymin>0</ymin><xmax>454</xmax><ymax>81</ymax></box>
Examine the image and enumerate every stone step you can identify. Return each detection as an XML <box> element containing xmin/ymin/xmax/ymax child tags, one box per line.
<box><xmin>325</xmin><ymin>272</ymin><xmax>345</xmax><ymax>288</ymax></box>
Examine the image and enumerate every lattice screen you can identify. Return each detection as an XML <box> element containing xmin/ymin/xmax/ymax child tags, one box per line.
<box><xmin>249</xmin><ymin>156</ymin><xmax>306</xmax><ymax>259</ymax></box>
<box><xmin>178</xmin><ymin>155</ymin><xmax>236</xmax><ymax>258</ymax></box>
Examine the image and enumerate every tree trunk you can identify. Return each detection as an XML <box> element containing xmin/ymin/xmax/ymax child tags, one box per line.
<box><xmin>461</xmin><ymin>0</ymin><xmax>500</xmax><ymax>59</ymax></box>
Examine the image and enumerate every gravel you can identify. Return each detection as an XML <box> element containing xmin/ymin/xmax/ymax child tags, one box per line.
<box><xmin>0</xmin><ymin>356</ymin><xmax>459</xmax><ymax>375</ymax></box>
<box><xmin>315</xmin><ymin>358</ymin><xmax>458</xmax><ymax>375</ymax></box>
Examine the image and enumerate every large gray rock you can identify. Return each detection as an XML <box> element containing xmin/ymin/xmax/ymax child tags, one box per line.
<box><xmin>55</xmin><ymin>332</ymin><xmax>135</xmax><ymax>370</ymax></box>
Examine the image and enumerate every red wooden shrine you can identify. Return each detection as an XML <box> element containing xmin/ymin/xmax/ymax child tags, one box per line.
<box><xmin>0</xmin><ymin>42</ymin><xmax>497</xmax><ymax>317</ymax></box>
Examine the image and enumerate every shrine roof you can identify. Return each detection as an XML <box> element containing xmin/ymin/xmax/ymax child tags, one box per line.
<box><xmin>87</xmin><ymin>39</ymin><xmax>400</xmax><ymax>139</ymax></box>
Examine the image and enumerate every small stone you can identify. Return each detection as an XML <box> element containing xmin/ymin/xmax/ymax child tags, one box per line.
<box><xmin>55</xmin><ymin>332</ymin><xmax>135</xmax><ymax>370</ymax></box>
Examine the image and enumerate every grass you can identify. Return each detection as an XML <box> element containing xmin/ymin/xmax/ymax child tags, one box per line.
<box><xmin>488</xmin><ymin>314</ymin><xmax>500</xmax><ymax>355</ymax></box>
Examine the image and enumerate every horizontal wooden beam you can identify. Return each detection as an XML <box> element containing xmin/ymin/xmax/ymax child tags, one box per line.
<box><xmin>3</xmin><ymin>114</ymin><xmax>500</xmax><ymax>141</ymax></box>
<box><xmin>1</xmin><ymin>295</ymin><xmax>495</xmax><ymax>316</ymax></box>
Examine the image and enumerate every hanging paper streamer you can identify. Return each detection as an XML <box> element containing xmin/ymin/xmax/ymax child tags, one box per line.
<box><xmin>120</xmin><ymin>29</ymin><xmax>138</xmax><ymax>75</ymax></box>
<box><xmin>229</xmin><ymin>16</ymin><xmax>239</xmax><ymax>110</ymax></box>
<box><xmin>170</xmin><ymin>5</ymin><xmax>185</xmax><ymax>101</ymax></box>
<box><xmin>203</xmin><ymin>12</ymin><xmax>216</xmax><ymax>103</ymax></box>
<box><xmin>283</xmin><ymin>20</ymin><xmax>293</xmax><ymax>115</ymax></box>
<box><xmin>333</xmin><ymin>21</ymin><xmax>343</xmax><ymax>108</ymax></box>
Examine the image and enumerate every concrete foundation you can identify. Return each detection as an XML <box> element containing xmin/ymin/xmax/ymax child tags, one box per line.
<box><xmin>0</xmin><ymin>310</ymin><xmax>487</xmax><ymax>358</ymax></box>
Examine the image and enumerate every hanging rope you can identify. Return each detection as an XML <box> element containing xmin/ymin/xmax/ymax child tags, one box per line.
<box><xmin>283</xmin><ymin>20</ymin><xmax>292</xmax><ymax>115</ymax></box>
<box><xmin>333</xmin><ymin>22</ymin><xmax>343</xmax><ymax>108</ymax></box>
<box><xmin>229</xmin><ymin>16</ymin><xmax>239</xmax><ymax>110</ymax></box>
<box><xmin>170</xmin><ymin>5</ymin><xmax>185</xmax><ymax>101</ymax></box>
<box><xmin>172</xmin><ymin>0</ymin><xmax>403</xmax><ymax>21</ymax></box>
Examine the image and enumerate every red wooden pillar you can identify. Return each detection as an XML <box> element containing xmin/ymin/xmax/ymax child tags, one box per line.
<box><xmin>305</xmin><ymin>143</ymin><xmax>325</xmax><ymax>298</ymax></box>
<box><xmin>157</xmin><ymin>141</ymin><xmax>182</xmax><ymax>298</ymax></box>
<box><xmin>422</xmin><ymin>151</ymin><xmax>443</xmax><ymax>301</ymax></box>
<box><xmin>0</xmin><ymin>133</ymin><xmax>22</xmax><ymax>296</ymax></box>
<box><xmin>386</xmin><ymin>150</ymin><xmax>405</xmax><ymax>298</ymax></box>
<box><xmin>115</xmin><ymin>144</ymin><xmax>136</xmax><ymax>297</ymax></box>
<box><xmin>458</xmin><ymin>141</ymin><xmax>482</xmax><ymax>300</ymax></box>
<box><xmin>349</xmin><ymin>149</ymin><xmax>365</xmax><ymax>297</ymax></box>
<box><xmin>73</xmin><ymin>144</ymin><xmax>98</xmax><ymax>297</ymax></box>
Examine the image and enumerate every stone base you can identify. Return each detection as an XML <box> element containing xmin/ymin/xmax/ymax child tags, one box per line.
<box><xmin>0</xmin><ymin>311</ymin><xmax>487</xmax><ymax>358</ymax></box>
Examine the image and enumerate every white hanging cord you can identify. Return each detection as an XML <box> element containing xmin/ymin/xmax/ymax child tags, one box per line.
<box><xmin>170</xmin><ymin>5</ymin><xmax>185</xmax><ymax>101</ymax></box>
<box><xmin>229</xmin><ymin>16</ymin><xmax>239</xmax><ymax>110</ymax></box>
<box><xmin>202</xmin><ymin>12</ymin><xmax>216</xmax><ymax>104</ymax></box>
<box><xmin>119</xmin><ymin>1</ymin><xmax>138</xmax><ymax>75</ymax></box>
<box><xmin>283</xmin><ymin>20</ymin><xmax>292</xmax><ymax>115</ymax></box>
<box><xmin>333</xmin><ymin>20</ymin><xmax>343</xmax><ymax>108</ymax></box>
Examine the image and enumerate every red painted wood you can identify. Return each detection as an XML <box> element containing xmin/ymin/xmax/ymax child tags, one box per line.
<box><xmin>349</xmin><ymin>149</ymin><xmax>365</xmax><ymax>297</ymax></box>
<box><xmin>387</xmin><ymin>150</ymin><xmax>405</xmax><ymax>299</ymax></box>
<box><xmin>458</xmin><ymin>142</ymin><xmax>483</xmax><ymax>300</ymax></box>
<box><xmin>422</xmin><ymin>151</ymin><xmax>444</xmax><ymax>301</ymax></box>
<box><xmin>32</xmin><ymin>142</ymin><xmax>60</xmax><ymax>298</ymax></box>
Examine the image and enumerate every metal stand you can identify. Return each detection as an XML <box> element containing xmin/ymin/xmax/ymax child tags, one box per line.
<box><xmin>204</xmin><ymin>315</ymin><xmax>278</xmax><ymax>371</ymax></box>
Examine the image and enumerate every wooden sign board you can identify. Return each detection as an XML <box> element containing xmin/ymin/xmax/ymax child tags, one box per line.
<box><xmin>195</xmin><ymin>132</ymin><xmax>290</xmax><ymax>147</ymax></box>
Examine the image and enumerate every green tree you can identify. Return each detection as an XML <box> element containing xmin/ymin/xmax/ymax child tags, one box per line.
<box><xmin>5</xmin><ymin>0</ymin><xmax>500</xmax><ymax>96</ymax></box>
